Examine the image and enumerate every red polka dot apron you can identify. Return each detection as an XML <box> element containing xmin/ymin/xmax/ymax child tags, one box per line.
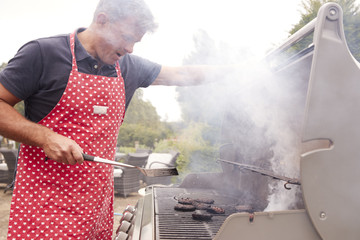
<box><xmin>7</xmin><ymin>32</ymin><xmax>126</xmax><ymax>239</ymax></box>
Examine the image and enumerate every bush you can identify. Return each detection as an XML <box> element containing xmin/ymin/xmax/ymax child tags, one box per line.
<box><xmin>154</xmin><ymin>122</ymin><xmax>221</xmax><ymax>177</ymax></box>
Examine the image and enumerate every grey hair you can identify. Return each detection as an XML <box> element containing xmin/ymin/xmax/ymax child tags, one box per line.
<box><xmin>93</xmin><ymin>0</ymin><xmax>158</xmax><ymax>33</ymax></box>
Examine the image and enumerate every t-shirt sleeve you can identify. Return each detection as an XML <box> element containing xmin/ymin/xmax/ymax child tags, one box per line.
<box><xmin>119</xmin><ymin>54</ymin><xmax>161</xmax><ymax>110</ymax></box>
<box><xmin>0</xmin><ymin>41</ymin><xmax>42</xmax><ymax>100</ymax></box>
<box><xmin>135</xmin><ymin>55</ymin><xmax>161</xmax><ymax>87</ymax></box>
<box><xmin>120</xmin><ymin>54</ymin><xmax>161</xmax><ymax>87</ymax></box>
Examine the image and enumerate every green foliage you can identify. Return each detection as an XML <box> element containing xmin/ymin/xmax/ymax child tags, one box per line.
<box><xmin>154</xmin><ymin>122</ymin><xmax>221</xmax><ymax>178</ymax></box>
<box><xmin>14</xmin><ymin>101</ymin><xmax>24</xmax><ymax>116</ymax></box>
<box><xmin>0</xmin><ymin>62</ymin><xmax>7</xmax><ymax>71</ymax></box>
<box><xmin>175</xmin><ymin>122</ymin><xmax>219</xmax><ymax>173</ymax></box>
<box><xmin>122</xmin><ymin>89</ymin><xmax>161</xmax><ymax>125</ymax></box>
<box><xmin>289</xmin><ymin>0</ymin><xmax>360</xmax><ymax>61</ymax></box>
<box><xmin>117</xmin><ymin>89</ymin><xmax>173</xmax><ymax>148</ymax></box>
<box><xmin>117</xmin><ymin>122</ymin><xmax>170</xmax><ymax>148</ymax></box>
<box><xmin>118</xmin><ymin>146</ymin><xmax>136</xmax><ymax>154</ymax></box>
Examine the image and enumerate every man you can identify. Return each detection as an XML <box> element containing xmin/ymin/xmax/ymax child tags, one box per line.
<box><xmin>0</xmin><ymin>0</ymin><xmax>231</xmax><ymax>239</ymax></box>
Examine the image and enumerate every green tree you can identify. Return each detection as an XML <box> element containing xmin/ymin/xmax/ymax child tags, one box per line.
<box><xmin>154</xmin><ymin>121</ymin><xmax>220</xmax><ymax>180</ymax></box>
<box><xmin>289</xmin><ymin>0</ymin><xmax>360</xmax><ymax>61</ymax></box>
<box><xmin>117</xmin><ymin>89</ymin><xmax>173</xmax><ymax>148</ymax></box>
<box><xmin>122</xmin><ymin>89</ymin><xmax>160</xmax><ymax>125</ymax></box>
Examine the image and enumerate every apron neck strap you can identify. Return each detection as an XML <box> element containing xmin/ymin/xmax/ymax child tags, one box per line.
<box><xmin>69</xmin><ymin>31</ymin><xmax>122</xmax><ymax>75</ymax></box>
<box><xmin>69</xmin><ymin>31</ymin><xmax>78</xmax><ymax>72</ymax></box>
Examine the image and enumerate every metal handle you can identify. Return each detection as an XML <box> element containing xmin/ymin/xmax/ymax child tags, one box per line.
<box><xmin>82</xmin><ymin>153</ymin><xmax>136</xmax><ymax>169</ymax></box>
<box><xmin>82</xmin><ymin>153</ymin><xmax>95</xmax><ymax>161</ymax></box>
<box><xmin>46</xmin><ymin>154</ymin><xmax>95</xmax><ymax>162</ymax></box>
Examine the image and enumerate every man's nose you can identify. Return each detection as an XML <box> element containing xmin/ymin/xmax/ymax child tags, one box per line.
<box><xmin>124</xmin><ymin>43</ymin><xmax>134</xmax><ymax>54</ymax></box>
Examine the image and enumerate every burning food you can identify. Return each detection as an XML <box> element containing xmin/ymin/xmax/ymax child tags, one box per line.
<box><xmin>192</xmin><ymin>210</ymin><xmax>213</xmax><ymax>221</ymax></box>
<box><xmin>192</xmin><ymin>201</ymin><xmax>211</xmax><ymax>210</ymax></box>
<box><xmin>177</xmin><ymin>196</ymin><xmax>215</xmax><ymax>205</ymax></box>
<box><xmin>194</xmin><ymin>198</ymin><xmax>215</xmax><ymax>204</ymax></box>
<box><xmin>174</xmin><ymin>204</ymin><xmax>196</xmax><ymax>211</ymax></box>
<box><xmin>176</xmin><ymin>196</ymin><xmax>217</xmax><ymax>212</ymax></box>
<box><xmin>207</xmin><ymin>206</ymin><xmax>225</xmax><ymax>214</ymax></box>
<box><xmin>177</xmin><ymin>197</ymin><xmax>194</xmax><ymax>205</ymax></box>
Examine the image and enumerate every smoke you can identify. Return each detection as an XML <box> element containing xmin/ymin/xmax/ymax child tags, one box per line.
<box><xmin>231</xmin><ymin>63</ymin><xmax>306</xmax><ymax>211</ymax></box>
<box><xmin>180</xmin><ymin>36</ymin><xmax>308</xmax><ymax>210</ymax></box>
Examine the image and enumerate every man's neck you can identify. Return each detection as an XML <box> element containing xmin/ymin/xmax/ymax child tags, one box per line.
<box><xmin>77</xmin><ymin>28</ymin><xmax>97</xmax><ymax>60</ymax></box>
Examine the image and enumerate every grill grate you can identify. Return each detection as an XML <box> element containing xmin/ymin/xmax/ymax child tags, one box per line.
<box><xmin>156</xmin><ymin>214</ymin><xmax>227</xmax><ymax>240</ymax></box>
<box><xmin>153</xmin><ymin>187</ymin><xmax>246</xmax><ymax>240</ymax></box>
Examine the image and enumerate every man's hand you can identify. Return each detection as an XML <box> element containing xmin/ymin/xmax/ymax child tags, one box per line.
<box><xmin>42</xmin><ymin>132</ymin><xmax>84</xmax><ymax>165</ymax></box>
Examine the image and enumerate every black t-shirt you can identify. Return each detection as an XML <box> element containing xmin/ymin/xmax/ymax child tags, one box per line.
<box><xmin>0</xmin><ymin>29</ymin><xmax>161</xmax><ymax>122</ymax></box>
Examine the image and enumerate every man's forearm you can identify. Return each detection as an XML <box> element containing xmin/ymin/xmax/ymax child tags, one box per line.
<box><xmin>0</xmin><ymin>100</ymin><xmax>84</xmax><ymax>165</ymax></box>
<box><xmin>0</xmin><ymin>99</ymin><xmax>52</xmax><ymax>149</ymax></box>
<box><xmin>153</xmin><ymin>64</ymin><xmax>242</xmax><ymax>86</ymax></box>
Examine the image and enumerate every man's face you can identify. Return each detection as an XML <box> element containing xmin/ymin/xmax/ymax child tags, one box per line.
<box><xmin>95</xmin><ymin>17</ymin><xmax>144</xmax><ymax>65</ymax></box>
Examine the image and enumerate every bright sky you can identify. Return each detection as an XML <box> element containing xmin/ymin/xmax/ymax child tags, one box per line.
<box><xmin>0</xmin><ymin>0</ymin><xmax>331</xmax><ymax>121</ymax></box>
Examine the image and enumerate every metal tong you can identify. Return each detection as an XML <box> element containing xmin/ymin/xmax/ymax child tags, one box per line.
<box><xmin>83</xmin><ymin>153</ymin><xmax>179</xmax><ymax>177</ymax></box>
<box><xmin>217</xmin><ymin>158</ymin><xmax>301</xmax><ymax>190</ymax></box>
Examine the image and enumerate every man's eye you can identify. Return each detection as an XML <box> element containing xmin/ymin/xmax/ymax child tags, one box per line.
<box><xmin>122</xmin><ymin>35</ymin><xmax>133</xmax><ymax>42</ymax></box>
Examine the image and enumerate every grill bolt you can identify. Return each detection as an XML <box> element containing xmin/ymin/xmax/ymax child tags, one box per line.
<box><xmin>249</xmin><ymin>213</ymin><xmax>254</xmax><ymax>223</ymax></box>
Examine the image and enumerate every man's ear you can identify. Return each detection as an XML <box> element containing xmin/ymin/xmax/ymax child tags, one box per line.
<box><xmin>95</xmin><ymin>13</ymin><xmax>108</xmax><ymax>25</ymax></box>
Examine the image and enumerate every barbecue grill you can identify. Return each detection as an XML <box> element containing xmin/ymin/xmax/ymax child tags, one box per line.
<box><xmin>114</xmin><ymin>3</ymin><xmax>360</xmax><ymax>240</ymax></box>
